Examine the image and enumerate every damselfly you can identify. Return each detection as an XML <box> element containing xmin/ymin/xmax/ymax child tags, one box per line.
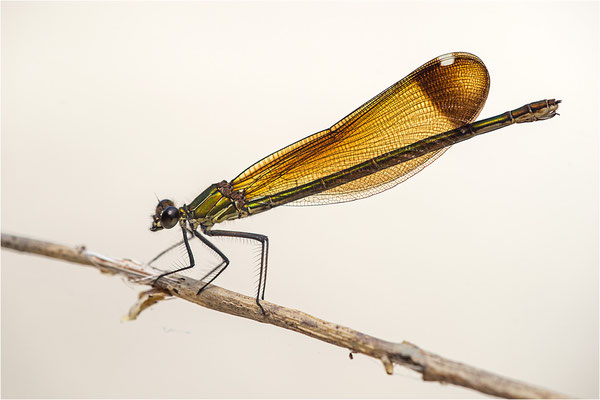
<box><xmin>150</xmin><ymin>52</ymin><xmax>560</xmax><ymax>313</ymax></box>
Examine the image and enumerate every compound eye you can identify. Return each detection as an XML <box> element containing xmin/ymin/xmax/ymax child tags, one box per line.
<box><xmin>155</xmin><ymin>199</ymin><xmax>175</xmax><ymax>215</ymax></box>
<box><xmin>160</xmin><ymin>206</ymin><xmax>180</xmax><ymax>229</ymax></box>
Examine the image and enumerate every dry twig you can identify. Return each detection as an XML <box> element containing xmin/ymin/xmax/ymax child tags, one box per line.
<box><xmin>2</xmin><ymin>233</ymin><xmax>569</xmax><ymax>399</ymax></box>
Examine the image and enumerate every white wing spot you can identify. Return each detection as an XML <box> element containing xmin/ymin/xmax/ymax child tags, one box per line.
<box><xmin>438</xmin><ymin>53</ymin><xmax>455</xmax><ymax>66</ymax></box>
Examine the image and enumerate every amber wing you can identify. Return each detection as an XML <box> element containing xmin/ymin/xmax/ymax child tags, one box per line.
<box><xmin>231</xmin><ymin>52</ymin><xmax>490</xmax><ymax>205</ymax></box>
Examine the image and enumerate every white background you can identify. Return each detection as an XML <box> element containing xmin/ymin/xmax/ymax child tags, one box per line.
<box><xmin>2</xmin><ymin>1</ymin><xmax>598</xmax><ymax>398</ymax></box>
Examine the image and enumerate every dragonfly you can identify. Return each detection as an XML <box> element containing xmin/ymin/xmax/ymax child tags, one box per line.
<box><xmin>150</xmin><ymin>52</ymin><xmax>560</xmax><ymax>314</ymax></box>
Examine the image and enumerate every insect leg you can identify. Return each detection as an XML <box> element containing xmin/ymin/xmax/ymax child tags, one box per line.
<box><xmin>191</xmin><ymin>229</ymin><xmax>230</xmax><ymax>297</ymax></box>
<box><xmin>148</xmin><ymin>228</ymin><xmax>194</xmax><ymax>266</ymax></box>
<box><xmin>203</xmin><ymin>229</ymin><xmax>269</xmax><ymax>313</ymax></box>
<box><xmin>152</xmin><ymin>224</ymin><xmax>196</xmax><ymax>285</ymax></box>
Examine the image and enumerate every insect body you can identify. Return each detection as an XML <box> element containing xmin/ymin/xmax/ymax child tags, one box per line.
<box><xmin>150</xmin><ymin>52</ymin><xmax>560</xmax><ymax>314</ymax></box>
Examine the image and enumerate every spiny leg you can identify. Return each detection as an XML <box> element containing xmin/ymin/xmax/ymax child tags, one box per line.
<box><xmin>152</xmin><ymin>224</ymin><xmax>195</xmax><ymax>286</ymax></box>
<box><xmin>151</xmin><ymin>226</ymin><xmax>233</xmax><ymax>299</ymax></box>
<box><xmin>203</xmin><ymin>228</ymin><xmax>269</xmax><ymax>313</ymax></box>
<box><xmin>148</xmin><ymin>228</ymin><xmax>194</xmax><ymax>266</ymax></box>
<box><xmin>191</xmin><ymin>229</ymin><xmax>230</xmax><ymax>296</ymax></box>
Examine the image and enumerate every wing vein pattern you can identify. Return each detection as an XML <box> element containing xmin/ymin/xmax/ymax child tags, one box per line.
<box><xmin>231</xmin><ymin>52</ymin><xmax>490</xmax><ymax>206</ymax></box>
